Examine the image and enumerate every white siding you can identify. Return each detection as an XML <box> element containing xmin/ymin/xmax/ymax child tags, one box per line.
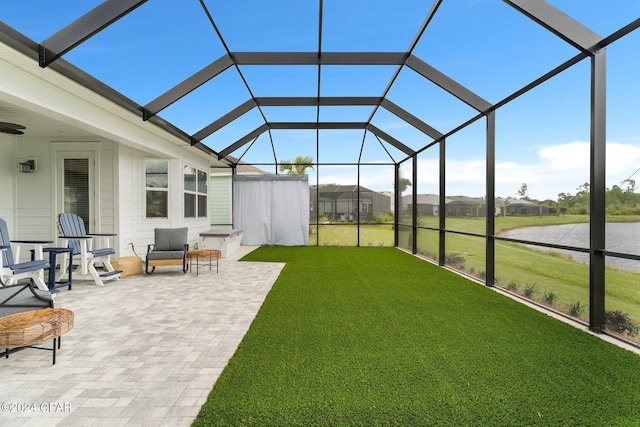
<box><xmin>115</xmin><ymin>145</ymin><xmax>211</xmax><ymax>257</ymax></box>
<box><xmin>16</xmin><ymin>139</ymin><xmax>53</xmax><ymax>242</ymax></box>
<box><xmin>210</xmin><ymin>175</ymin><xmax>232</xmax><ymax>229</ymax></box>
<box><xmin>0</xmin><ymin>134</ymin><xmax>15</xmax><ymax>232</ymax></box>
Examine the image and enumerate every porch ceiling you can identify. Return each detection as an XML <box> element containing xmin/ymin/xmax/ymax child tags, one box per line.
<box><xmin>0</xmin><ymin>1</ymin><xmax>639</xmax><ymax>168</ymax></box>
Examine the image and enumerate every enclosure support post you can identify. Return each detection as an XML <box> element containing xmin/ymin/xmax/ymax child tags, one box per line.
<box><xmin>412</xmin><ymin>154</ymin><xmax>418</xmax><ymax>254</ymax></box>
<box><xmin>485</xmin><ymin>112</ymin><xmax>496</xmax><ymax>287</ymax></box>
<box><xmin>230</xmin><ymin>165</ymin><xmax>237</xmax><ymax>229</ymax></box>
<box><xmin>357</xmin><ymin>163</ymin><xmax>361</xmax><ymax>247</ymax></box>
<box><xmin>394</xmin><ymin>163</ymin><xmax>400</xmax><ymax>247</ymax></box>
<box><xmin>589</xmin><ymin>49</ymin><xmax>607</xmax><ymax>333</ymax></box>
<box><xmin>439</xmin><ymin>138</ymin><xmax>446</xmax><ymax>266</ymax></box>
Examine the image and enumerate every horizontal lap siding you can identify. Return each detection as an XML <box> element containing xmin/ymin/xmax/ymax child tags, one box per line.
<box><xmin>15</xmin><ymin>140</ymin><xmax>53</xmax><ymax>246</ymax></box>
<box><xmin>210</xmin><ymin>175</ymin><xmax>231</xmax><ymax>229</ymax></box>
<box><xmin>0</xmin><ymin>135</ymin><xmax>15</xmax><ymax>231</ymax></box>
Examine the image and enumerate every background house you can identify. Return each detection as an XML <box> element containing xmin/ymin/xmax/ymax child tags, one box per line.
<box><xmin>504</xmin><ymin>198</ymin><xmax>554</xmax><ymax>216</ymax></box>
<box><xmin>310</xmin><ymin>184</ymin><xmax>391</xmax><ymax>222</ymax></box>
<box><xmin>402</xmin><ymin>194</ymin><xmax>447</xmax><ymax>216</ymax></box>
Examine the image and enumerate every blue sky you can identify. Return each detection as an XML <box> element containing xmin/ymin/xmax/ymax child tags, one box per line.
<box><xmin>2</xmin><ymin>1</ymin><xmax>640</xmax><ymax>200</ymax></box>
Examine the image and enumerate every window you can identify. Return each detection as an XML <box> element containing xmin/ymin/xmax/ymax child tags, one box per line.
<box><xmin>145</xmin><ymin>159</ymin><xmax>168</xmax><ymax>218</ymax></box>
<box><xmin>184</xmin><ymin>165</ymin><xmax>208</xmax><ymax>218</ymax></box>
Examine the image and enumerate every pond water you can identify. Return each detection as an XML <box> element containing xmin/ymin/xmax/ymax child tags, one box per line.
<box><xmin>499</xmin><ymin>222</ymin><xmax>640</xmax><ymax>272</ymax></box>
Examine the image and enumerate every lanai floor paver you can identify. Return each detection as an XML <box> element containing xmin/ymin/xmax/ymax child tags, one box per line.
<box><xmin>0</xmin><ymin>246</ymin><xmax>282</xmax><ymax>427</ymax></box>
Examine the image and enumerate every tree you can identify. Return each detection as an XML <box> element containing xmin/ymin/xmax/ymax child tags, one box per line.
<box><xmin>279</xmin><ymin>155</ymin><xmax>314</xmax><ymax>175</ymax></box>
<box><xmin>517</xmin><ymin>183</ymin><xmax>529</xmax><ymax>200</ymax></box>
<box><xmin>397</xmin><ymin>178</ymin><xmax>412</xmax><ymax>194</ymax></box>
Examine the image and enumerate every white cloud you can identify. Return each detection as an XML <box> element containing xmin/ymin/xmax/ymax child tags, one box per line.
<box><xmin>417</xmin><ymin>140</ymin><xmax>640</xmax><ymax>200</ymax></box>
<box><xmin>314</xmin><ymin>140</ymin><xmax>640</xmax><ymax>200</ymax></box>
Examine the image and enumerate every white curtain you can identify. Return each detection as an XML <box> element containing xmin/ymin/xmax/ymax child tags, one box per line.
<box><xmin>233</xmin><ymin>175</ymin><xmax>309</xmax><ymax>246</ymax></box>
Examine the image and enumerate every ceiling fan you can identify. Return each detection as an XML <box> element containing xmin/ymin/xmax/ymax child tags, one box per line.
<box><xmin>0</xmin><ymin>122</ymin><xmax>26</xmax><ymax>135</ymax></box>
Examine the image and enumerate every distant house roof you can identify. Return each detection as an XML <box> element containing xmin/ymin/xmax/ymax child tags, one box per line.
<box><xmin>506</xmin><ymin>198</ymin><xmax>543</xmax><ymax>207</ymax></box>
<box><xmin>446</xmin><ymin>195</ymin><xmax>485</xmax><ymax>205</ymax></box>
<box><xmin>402</xmin><ymin>194</ymin><xmax>449</xmax><ymax>205</ymax></box>
<box><xmin>312</xmin><ymin>184</ymin><xmax>375</xmax><ymax>194</ymax></box>
<box><xmin>210</xmin><ymin>159</ymin><xmax>269</xmax><ymax>175</ymax></box>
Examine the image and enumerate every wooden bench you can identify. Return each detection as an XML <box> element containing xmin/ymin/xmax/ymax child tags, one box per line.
<box><xmin>1</xmin><ymin>308</ymin><xmax>74</xmax><ymax>365</ymax></box>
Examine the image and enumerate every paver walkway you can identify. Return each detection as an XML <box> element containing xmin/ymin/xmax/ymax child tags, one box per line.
<box><xmin>0</xmin><ymin>246</ymin><xmax>283</xmax><ymax>426</ymax></box>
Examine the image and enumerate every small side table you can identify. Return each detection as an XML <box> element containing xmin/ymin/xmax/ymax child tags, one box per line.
<box><xmin>187</xmin><ymin>249</ymin><xmax>221</xmax><ymax>276</ymax></box>
<box><xmin>43</xmin><ymin>248</ymin><xmax>73</xmax><ymax>292</ymax></box>
<box><xmin>0</xmin><ymin>308</ymin><xmax>74</xmax><ymax>365</ymax></box>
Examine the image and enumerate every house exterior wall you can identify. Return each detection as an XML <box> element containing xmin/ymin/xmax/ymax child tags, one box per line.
<box><xmin>210</xmin><ymin>175</ymin><xmax>232</xmax><ymax>229</ymax></box>
<box><xmin>116</xmin><ymin>145</ymin><xmax>211</xmax><ymax>258</ymax></box>
<box><xmin>0</xmin><ymin>134</ymin><xmax>15</xmax><ymax>232</ymax></box>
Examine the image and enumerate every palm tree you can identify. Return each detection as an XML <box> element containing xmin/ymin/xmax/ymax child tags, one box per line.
<box><xmin>279</xmin><ymin>155</ymin><xmax>314</xmax><ymax>175</ymax></box>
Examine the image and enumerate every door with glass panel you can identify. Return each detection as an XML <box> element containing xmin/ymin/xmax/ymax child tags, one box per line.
<box><xmin>57</xmin><ymin>153</ymin><xmax>94</xmax><ymax>232</ymax></box>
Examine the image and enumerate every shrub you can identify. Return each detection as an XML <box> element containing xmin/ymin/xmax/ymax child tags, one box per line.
<box><xmin>567</xmin><ymin>300</ymin><xmax>585</xmax><ymax>317</ymax></box>
<box><xmin>523</xmin><ymin>283</ymin><xmax>537</xmax><ymax>299</ymax></box>
<box><xmin>605</xmin><ymin>310</ymin><xmax>640</xmax><ymax>336</ymax></box>
<box><xmin>375</xmin><ymin>211</ymin><xmax>394</xmax><ymax>223</ymax></box>
<box><xmin>445</xmin><ymin>253</ymin><xmax>466</xmax><ymax>269</ymax></box>
<box><xmin>542</xmin><ymin>290</ymin><xmax>557</xmax><ymax>306</ymax></box>
<box><xmin>506</xmin><ymin>280</ymin><xmax>519</xmax><ymax>292</ymax></box>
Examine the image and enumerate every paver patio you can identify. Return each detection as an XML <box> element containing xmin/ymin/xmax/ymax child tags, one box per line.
<box><xmin>0</xmin><ymin>246</ymin><xmax>282</xmax><ymax>427</ymax></box>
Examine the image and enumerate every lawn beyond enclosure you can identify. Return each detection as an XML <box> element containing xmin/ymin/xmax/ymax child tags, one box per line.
<box><xmin>193</xmin><ymin>247</ymin><xmax>640</xmax><ymax>426</ymax></box>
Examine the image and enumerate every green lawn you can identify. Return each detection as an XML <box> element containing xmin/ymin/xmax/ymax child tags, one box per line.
<box><xmin>315</xmin><ymin>217</ymin><xmax>640</xmax><ymax>331</ymax></box>
<box><xmin>193</xmin><ymin>247</ymin><xmax>640</xmax><ymax>426</ymax></box>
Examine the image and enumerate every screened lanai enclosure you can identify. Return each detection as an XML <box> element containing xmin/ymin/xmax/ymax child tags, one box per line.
<box><xmin>2</xmin><ymin>1</ymin><xmax>640</xmax><ymax>342</ymax></box>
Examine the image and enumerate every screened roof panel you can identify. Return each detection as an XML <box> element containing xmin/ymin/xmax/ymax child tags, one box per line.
<box><xmin>321</xmin><ymin>0</ymin><xmax>430</xmax><ymax>51</ymax></box>
<box><xmin>204</xmin><ymin>0</ymin><xmax>318</xmax><ymax>51</ymax></box>
<box><xmin>159</xmin><ymin>69</ymin><xmax>252</xmax><ymax>135</ymax></box>
<box><xmin>386</xmin><ymin>67</ymin><xmax>477</xmax><ymax>136</ymax></box>
<box><xmin>269</xmin><ymin>130</ymin><xmax>319</xmax><ymax>163</ymax></box>
<box><xmin>318</xmin><ymin>130</ymin><xmax>368</xmax><ymax>163</ymax></box>
<box><xmin>262</xmin><ymin>107</ymin><xmax>318</xmax><ymax>123</ymax></box>
<box><xmin>60</xmin><ymin>1</ymin><xmax>226</xmax><ymax>102</ymax></box>
<box><xmin>359</xmin><ymin>131</ymin><xmax>405</xmax><ymax>164</ymax></box>
<box><xmin>227</xmin><ymin>133</ymin><xmax>275</xmax><ymax>165</ymax></box>
<box><xmin>370</xmin><ymin>108</ymin><xmax>434</xmax><ymax>152</ymax></box>
<box><xmin>200</xmin><ymin>109</ymin><xmax>266</xmax><ymax>153</ymax></box>
<box><xmin>320</xmin><ymin>66</ymin><xmax>398</xmax><ymax>97</ymax></box>
<box><xmin>414</xmin><ymin>1</ymin><xmax>580</xmax><ymax>104</ymax></box>
<box><xmin>0</xmin><ymin>1</ymin><xmax>102</xmax><ymax>41</ymax></box>
<box><xmin>319</xmin><ymin>106</ymin><xmax>376</xmax><ymax>122</ymax></box>
<box><xmin>239</xmin><ymin>66</ymin><xmax>318</xmax><ymax>97</ymax></box>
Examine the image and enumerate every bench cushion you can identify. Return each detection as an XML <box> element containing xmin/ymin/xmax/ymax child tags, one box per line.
<box><xmin>147</xmin><ymin>250</ymin><xmax>186</xmax><ymax>260</ymax></box>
